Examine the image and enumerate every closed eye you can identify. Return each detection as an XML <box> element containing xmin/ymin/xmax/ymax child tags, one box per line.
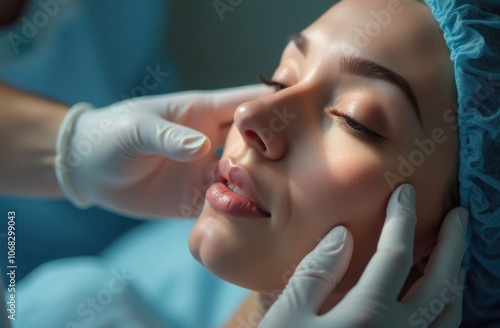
<box><xmin>330</xmin><ymin>108</ymin><xmax>386</xmax><ymax>143</ymax></box>
<box><xmin>259</xmin><ymin>74</ymin><xmax>286</xmax><ymax>91</ymax></box>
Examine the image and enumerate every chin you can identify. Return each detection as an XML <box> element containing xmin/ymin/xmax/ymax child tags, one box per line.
<box><xmin>189</xmin><ymin>206</ymin><xmax>224</xmax><ymax>268</ymax></box>
<box><xmin>189</xmin><ymin>206</ymin><xmax>284</xmax><ymax>294</ymax></box>
<box><xmin>188</xmin><ymin>205</ymin><xmax>242</xmax><ymax>282</ymax></box>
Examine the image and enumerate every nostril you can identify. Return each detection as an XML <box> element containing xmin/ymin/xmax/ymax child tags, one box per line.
<box><xmin>245</xmin><ymin>130</ymin><xmax>267</xmax><ymax>152</ymax></box>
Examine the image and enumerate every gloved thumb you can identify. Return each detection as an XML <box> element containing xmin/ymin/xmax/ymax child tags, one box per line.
<box><xmin>262</xmin><ymin>226</ymin><xmax>353</xmax><ymax>325</ymax></box>
<box><xmin>137</xmin><ymin>113</ymin><xmax>211</xmax><ymax>162</ymax></box>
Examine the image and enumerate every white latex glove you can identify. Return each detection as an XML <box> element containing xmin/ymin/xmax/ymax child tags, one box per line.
<box><xmin>260</xmin><ymin>184</ymin><xmax>468</xmax><ymax>328</ymax></box>
<box><xmin>54</xmin><ymin>85</ymin><xmax>270</xmax><ymax>218</ymax></box>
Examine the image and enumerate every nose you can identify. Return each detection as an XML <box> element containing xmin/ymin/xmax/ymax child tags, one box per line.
<box><xmin>234</xmin><ymin>94</ymin><xmax>297</xmax><ymax>160</ymax></box>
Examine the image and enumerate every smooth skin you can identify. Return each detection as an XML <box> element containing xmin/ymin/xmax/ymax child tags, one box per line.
<box><xmin>258</xmin><ymin>185</ymin><xmax>468</xmax><ymax>328</ymax></box>
<box><xmin>190</xmin><ymin>0</ymin><xmax>461</xmax><ymax>324</ymax></box>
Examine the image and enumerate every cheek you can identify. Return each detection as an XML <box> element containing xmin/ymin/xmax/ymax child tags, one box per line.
<box><xmin>291</xmin><ymin>137</ymin><xmax>390</xmax><ymax>230</ymax></box>
<box><xmin>276</xmin><ymin>138</ymin><xmax>391</xmax><ymax>288</ymax></box>
<box><xmin>383</xmin><ymin>121</ymin><xmax>459</xmax><ymax>262</ymax></box>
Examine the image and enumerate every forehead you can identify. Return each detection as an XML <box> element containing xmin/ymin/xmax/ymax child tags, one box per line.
<box><xmin>301</xmin><ymin>0</ymin><xmax>455</xmax><ymax>129</ymax></box>
<box><xmin>304</xmin><ymin>0</ymin><xmax>446</xmax><ymax>73</ymax></box>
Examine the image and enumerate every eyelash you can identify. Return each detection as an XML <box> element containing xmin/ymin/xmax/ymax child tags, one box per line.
<box><xmin>330</xmin><ymin>108</ymin><xmax>385</xmax><ymax>143</ymax></box>
<box><xmin>259</xmin><ymin>73</ymin><xmax>384</xmax><ymax>143</ymax></box>
<box><xmin>259</xmin><ymin>74</ymin><xmax>286</xmax><ymax>91</ymax></box>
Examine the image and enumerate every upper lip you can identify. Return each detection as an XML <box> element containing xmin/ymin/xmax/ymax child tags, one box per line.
<box><xmin>215</xmin><ymin>158</ymin><xmax>270</xmax><ymax>215</ymax></box>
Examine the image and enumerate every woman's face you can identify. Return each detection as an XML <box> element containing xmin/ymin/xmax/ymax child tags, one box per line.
<box><xmin>189</xmin><ymin>0</ymin><xmax>458</xmax><ymax>300</ymax></box>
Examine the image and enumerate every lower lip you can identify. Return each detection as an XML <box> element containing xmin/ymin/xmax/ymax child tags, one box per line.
<box><xmin>206</xmin><ymin>182</ymin><xmax>270</xmax><ymax>219</ymax></box>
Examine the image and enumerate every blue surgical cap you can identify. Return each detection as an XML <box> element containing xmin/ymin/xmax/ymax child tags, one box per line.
<box><xmin>423</xmin><ymin>0</ymin><xmax>500</xmax><ymax>327</ymax></box>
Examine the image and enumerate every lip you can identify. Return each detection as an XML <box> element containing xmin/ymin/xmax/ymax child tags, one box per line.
<box><xmin>206</xmin><ymin>158</ymin><xmax>270</xmax><ymax>219</ymax></box>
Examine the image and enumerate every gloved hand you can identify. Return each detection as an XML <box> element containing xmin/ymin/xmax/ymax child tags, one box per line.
<box><xmin>54</xmin><ymin>85</ymin><xmax>270</xmax><ymax>218</ymax></box>
<box><xmin>260</xmin><ymin>184</ymin><xmax>468</xmax><ymax>328</ymax></box>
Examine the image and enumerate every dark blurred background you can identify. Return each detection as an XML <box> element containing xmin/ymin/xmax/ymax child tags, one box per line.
<box><xmin>168</xmin><ymin>1</ymin><xmax>334</xmax><ymax>89</ymax></box>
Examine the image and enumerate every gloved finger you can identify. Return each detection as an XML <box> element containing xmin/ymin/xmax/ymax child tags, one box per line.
<box><xmin>136</xmin><ymin>114</ymin><xmax>211</xmax><ymax>161</ymax></box>
<box><xmin>204</xmin><ymin>84</ymin><xmax>273</xmax><ymax>125</ymax></box>
<box><xmin>279</xmin><ymin>226</ymin><xmax>353</xmax><ymax>315</ymax></box>
<box><xmin>428</xmin><ymin>268</ymin><xmax>466</xmax><ymax>328</ymax></box>
<box><xmin>355</xmin><ymin>184</ymin><xmax>417</xmax><ymax>298</ymax></box>
<box><xmin>141</xmin><ymin>85</ymin><xmax>271</xmax><ymax>128</ymax></box>
<box><xmin>406</xmin><ymin>207</ymin><xmax>468</xmax><ymax>307</ymax></box>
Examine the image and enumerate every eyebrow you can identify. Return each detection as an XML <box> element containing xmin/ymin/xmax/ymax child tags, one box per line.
<box><xmin>288</xmin><ymin>33</ymin><xmax>423</xmax><ymax>127</ymax></box>
<box><xmin>340</xmin><ymin>55</ymin><xmax>422</xmax><ymax>126</ymax></box>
